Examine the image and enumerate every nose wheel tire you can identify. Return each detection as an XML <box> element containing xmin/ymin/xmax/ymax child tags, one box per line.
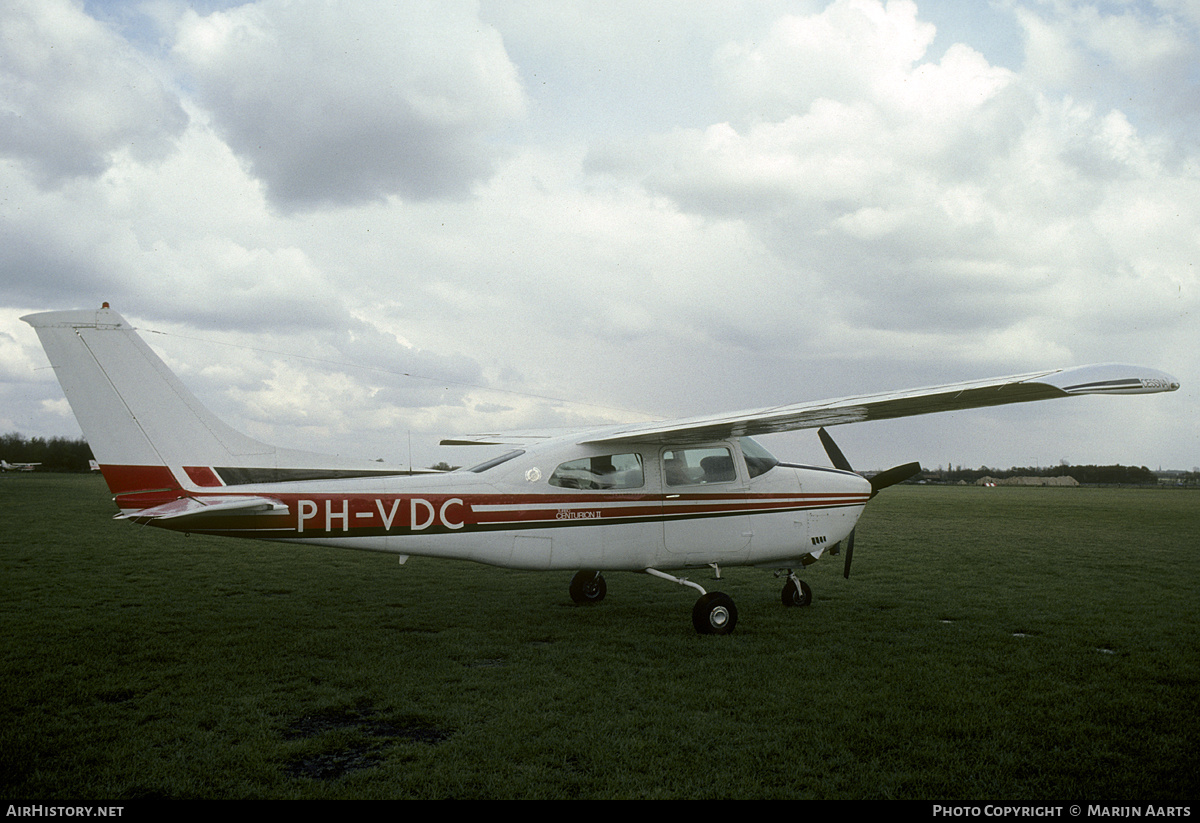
<box><xmin>782</xmin><ymin>578</ymin><xmax>812</xmax><ymax>608</ymax></box>
<box><xmin>692</xmin><ymin>592</ymin><xmax>738</xmax><ymax>635</ymax></box>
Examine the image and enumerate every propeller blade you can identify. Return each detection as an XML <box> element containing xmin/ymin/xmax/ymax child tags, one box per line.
<box><xmin>818</xmin><ymin>427</ymin><xmax>854</xmax><ymax>472</ymax></box>
<box><xmin>818</xmin><ymin>428</ymin><xmax>917</xmax><ymax>580</ymax></box>
<box><xmin>843</xmin><ymin>528</ymin><xmax>855</xmax><ymax>579</ymax></box>
<box><xmin>869</xmin><ymin>462</ymin><xmax>922</xmax><ymax>496</ymax></box>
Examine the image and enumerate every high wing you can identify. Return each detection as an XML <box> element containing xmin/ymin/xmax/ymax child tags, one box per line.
<box><xmin>443</xmin><ymin>364</ymin><xmax>1179</xmax><ymax>447</ymax></box>
<box><xmin>439</xmin><ymin>431</ymin><xmax>576</xmax><ymax>447</ymax></box>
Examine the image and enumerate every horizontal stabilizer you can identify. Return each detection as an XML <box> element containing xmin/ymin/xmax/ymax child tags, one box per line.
<box><xmin>117</xmin><ymin>495</ymin><xmax>288</xmax><ymax>522</ymax></box>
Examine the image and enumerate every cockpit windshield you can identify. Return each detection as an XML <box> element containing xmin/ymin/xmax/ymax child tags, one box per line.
<box><xmin>741</xmin><ymin>437</ymin><xmax>779</xmax><ymax>478</ymax></box>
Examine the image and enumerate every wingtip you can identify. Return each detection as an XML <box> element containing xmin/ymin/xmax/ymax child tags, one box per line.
<box><xmin>1044</xmin><ymin>364</ymin><xmax>1179</xmax><ymax>396</ymax></box>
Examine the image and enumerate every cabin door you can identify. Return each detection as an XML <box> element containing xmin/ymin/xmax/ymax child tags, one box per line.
<box><xmin>660</xmin><ymin>444</ymin><xmax>752</xmax><ymax>560</ymax></box>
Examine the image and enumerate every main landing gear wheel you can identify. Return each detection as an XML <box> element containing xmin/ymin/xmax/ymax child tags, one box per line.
<box><xmin>692</xmin><ymin>592</ymin><xmax>738</xmax><ymax>635</ymax></box>
<box><xmin>781</xmin><ymin>578</ymin><xmax>812</xmax><ymax>608</ymax></box>
<box><xmin>569</xmin><ymin>570</ymin><xmax>607</xmax><ymax>604</ymax></box>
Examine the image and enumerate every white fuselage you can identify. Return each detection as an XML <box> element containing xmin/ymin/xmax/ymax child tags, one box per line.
<box><xmin>134</xmin><ymin>437</ymin><xmax>871</xmax><ymax>573</ymax></box>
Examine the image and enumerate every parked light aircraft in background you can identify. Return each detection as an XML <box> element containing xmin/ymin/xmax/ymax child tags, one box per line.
<box><xmin>1</xmin><ymin>460</ymin><xmax>41</xmax><ymax>471</ymax></box>
<box><xmin>23</xmin><ymin>306</ymin><xmax>1179</xmax><ymax>633</ymax></box>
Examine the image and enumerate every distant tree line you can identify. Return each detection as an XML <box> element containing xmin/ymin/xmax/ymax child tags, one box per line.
<box><xmin>934</xmin><ymin>463</ymin><xmax>1160</xmax><ymax>485</ymax></box>
<box><xmin>1</xmin><ymin>433</ymin><xmax>94</xmax><ymax>472</ymax></box>
<box><xmin>0</xmin><ymin>433</ymin><xmax>1182</xmax><ymax>486</ymax></box>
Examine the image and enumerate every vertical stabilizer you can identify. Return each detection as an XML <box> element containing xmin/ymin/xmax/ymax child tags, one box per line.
<box><xmin>22</xmin><ymin>307</ymin><xmax>403</xmax><ymax>506</ymax></box>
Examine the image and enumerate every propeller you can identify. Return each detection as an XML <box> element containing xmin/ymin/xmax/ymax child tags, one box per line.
<box><xmin>869</xmin><ymin>461</ymin><xmax>923</xmax><ymax>496</ymax></box>
<box><xmin>817</xmin><ymin>427</ymin><xmax>921</xmax><ymax>579</ymax></box>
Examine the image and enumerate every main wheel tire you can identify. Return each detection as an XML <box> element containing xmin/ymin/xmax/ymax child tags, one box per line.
<box><xmin>781</xmin><ymin>578</ymin><xmax>812</xmax><ymax>608</ymax></box>
<box><xmin>569</xmin><ymin>570</ymin><xmax>606</xmax><ymax>604</ymax></box>
<box><xmin>692</xmin><ymin>592</ymin><xmax>738</xmax><ymax>635</ymax></box>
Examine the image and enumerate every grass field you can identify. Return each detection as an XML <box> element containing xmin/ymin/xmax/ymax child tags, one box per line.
<box><xmin>2</xmin><ymin>474</ymin><xmax>1196</xmax><ymax>800</ymax></box>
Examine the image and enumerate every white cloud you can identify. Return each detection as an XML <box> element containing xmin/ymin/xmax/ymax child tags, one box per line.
<box><xmin>0</xmin><ymin>0</ymin><xmax>187</xmax><ymax>185</ymax></box>
<box><xmin>0</xmin><ymin>0</ymin><xmax>1194</xmax><ymax>472</ymax></box>
<box><xmin>588</xmin><ymin>1</ymin><xmax>1196</xmax><ymax>385</ymax></box>
<box><xmin>1016</xmin><ymin>1</ymin><xmax>1200</xmax><ymax>131</ymax></box>
<box><xmin>714</xmin><ymin>0</ymin><xmax>938</xmax><ymax>118</ymax></box>
<box><xmin>172</xmin><ymin>0</ymin><xmax>527</xmax><ymax>209</ymax></box>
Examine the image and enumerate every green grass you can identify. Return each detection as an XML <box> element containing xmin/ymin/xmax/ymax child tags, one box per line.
<box><xmin>2</xmin><ymin>475</ymin><xmax>1197</xmax><ymax>799</ymax></box>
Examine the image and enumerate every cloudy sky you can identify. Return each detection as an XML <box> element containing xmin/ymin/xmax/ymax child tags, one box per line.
<box><xmin>1</xmin><ymin>0</ymin><xmax>1195</xmax><ymax>474</ymax></box>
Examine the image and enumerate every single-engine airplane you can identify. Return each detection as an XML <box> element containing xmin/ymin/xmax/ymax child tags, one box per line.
<box><xmin>1</xmin><ymin>460</ymin><xmax>41</xmax><ymax>471</ymax></box>
<box><xmin>23</xmin><ymin>306</ymin><xmax>1179</xmax><ymax>634</ymax></box>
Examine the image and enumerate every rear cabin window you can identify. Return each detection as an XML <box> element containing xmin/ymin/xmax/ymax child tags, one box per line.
<box><xmin>467</xmin><ymin>450</ymin><xmax>525</xmax><ymax>473</ymax></box>
<box><xmin>549</xmin><ymin>454</ymin><xmax>644</xmax><ymax>490</ymax></box>
<box><xmin>662</xmin><ymin>447</ymin><xmax>737</xmax><ymax>486</ymax></box>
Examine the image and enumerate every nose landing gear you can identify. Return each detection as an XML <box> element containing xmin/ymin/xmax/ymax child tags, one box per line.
<box><xmin>781</xmin><ymin>573</ymin><xmax>812</xmax><ymax>608</ymax></box>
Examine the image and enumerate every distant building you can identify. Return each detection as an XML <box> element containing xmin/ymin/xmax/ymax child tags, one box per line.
<box><xmin>975</xmin><ymin>475</ymin><xmax>1078</xmax><ymax>486</ymax></box>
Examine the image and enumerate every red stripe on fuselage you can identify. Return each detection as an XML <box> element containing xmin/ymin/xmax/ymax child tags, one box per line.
<box><xmin>138</xmin><ymin>489</ymin><xmax>870</xmax><ymax>537</ymax></box>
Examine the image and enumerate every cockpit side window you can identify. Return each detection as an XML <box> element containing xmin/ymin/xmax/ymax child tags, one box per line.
<box><xmin>549</xmin><ymin>453</ymin><xmax>644</xmax><ymax>490</ymax></box>
<box><xmin>662</xmin><ymin>446</ymin><xmax>738</xmax><ymax>486</ymax></box>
